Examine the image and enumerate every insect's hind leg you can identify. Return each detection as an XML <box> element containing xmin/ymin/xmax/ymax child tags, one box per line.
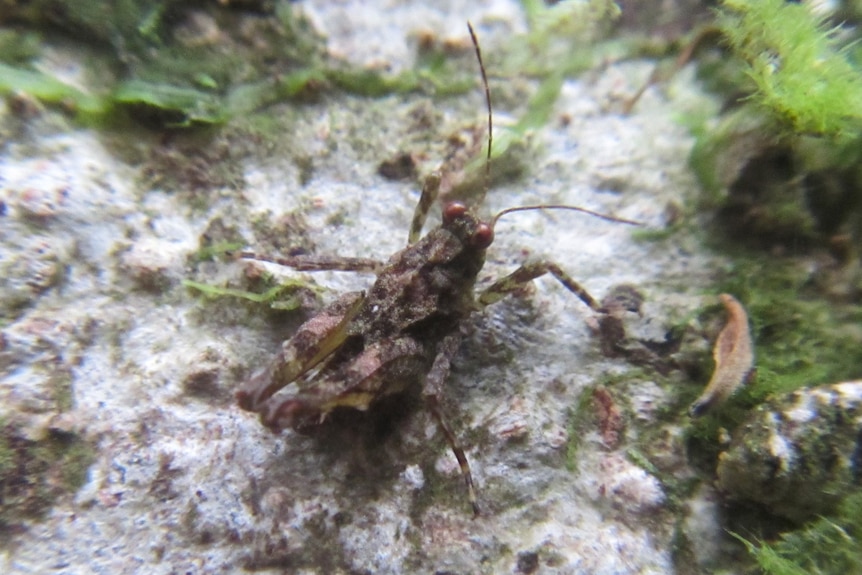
<box><xmin>478</xmin><ymin>259</ymin><xmax>603</xmax><ymax>312</ymax></box>
<box><xmin>422</xmin><ymin>332</ymin><xmax>480</xmax><ymax>517</ymax></box>
<box><xmin>236</xmin><ymin>291</ymin><xmax>365</xmax><ymax>414</ymax></box>
<box><xmin>239</xmin><ymin>252</ymin><xmax>383</xmax><ymax>273</ymax></box>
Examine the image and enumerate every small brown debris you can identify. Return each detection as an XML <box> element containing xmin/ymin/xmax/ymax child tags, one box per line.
<box><xmin>689</xmin><ymin>293</ymin><xmax>754</xmax><ymax>417</ymax></box>
<box><xmin>516</xmin><ymin>550</ymin><xmax>540</xmax><ymax>574</ymax></box>
<box><xmin>597</xmin><ymin>284</ymin><xmax>644</xmax><ymax>358</ymax></box>
<box><xmin>595</xmin><ymin>284</ymin><xmax>680</xmax><ymax>375</ymax></box>
<box><xmin>377</xmin><ymin>152</ymin><xmax>417</xmax><ymax>181</ymax></box>
<box><xmin>593</xmin><ymin>386</ymin><xmax>624</xmax><ymax>449</ymax></box>
<box><xmin>601</xmin><ymin>283</ymin><xmax>645</xmax><ymax>317</ymax></box>
<box><xmin>149</xmin><ymin>453</ymin><xmax>183</xmax><ymax>502</ymax></box>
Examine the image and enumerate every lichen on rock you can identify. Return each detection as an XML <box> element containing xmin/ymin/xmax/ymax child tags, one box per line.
<box><xmin>717</xmin><ymin>381</ymin><xmax>862</xmax><ymax>523</ymax></box>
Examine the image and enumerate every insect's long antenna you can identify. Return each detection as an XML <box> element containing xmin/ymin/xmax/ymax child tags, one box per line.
<box><xmin>467</xmin><ymin>22</ymin><xmax>492</xmax><ymax>199</ymax></box>
<box><xmin>492</xmin><ymin>204</ymin><xmax>643</xmax><ymax>228</ymax></box>
<box><xmin>467</xmin><ymin>23</ymin><xmax>640</xmax><ymax>233</ymax></box>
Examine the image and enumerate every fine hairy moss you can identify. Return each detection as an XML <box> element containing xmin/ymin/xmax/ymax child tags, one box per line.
<box><xmin>733</xmin><ymin>491</ymin><xmax>862</xmax><ymax>575</ymax></box>
<box><xmin>689</xmin><ymin>0</ymin><xmax>862</xmax><ymax>256</ymax></box>
<box><xmin>719</xmin><ymin>0</ymin><xmax>862</xmax><ymax>139</ymax></box>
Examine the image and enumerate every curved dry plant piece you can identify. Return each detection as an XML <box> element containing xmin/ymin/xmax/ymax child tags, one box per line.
<box><xmin>689</xmin><ymin>293</ymin><xmax>754</xmax><ymax>417</ymax></box>
<box><xmin>622</xmin><ymin>26</ymin><xmax>722</xmax><ymax>115</ymax></box>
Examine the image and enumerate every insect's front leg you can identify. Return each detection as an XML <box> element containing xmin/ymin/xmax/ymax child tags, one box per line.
<box><xmin>478</xmin><ymin>259</ymin><xmax>603</xmax><ymax>312</ymax></box>
<box><xmin>408</xmin><ymin>172</ymin><xmax>441</xmax><ymax>245</ymax></box>
<box><xmin>422</xmin><ymin>332</ymin><xmax>480</xmax><ymax>517</ymax></box>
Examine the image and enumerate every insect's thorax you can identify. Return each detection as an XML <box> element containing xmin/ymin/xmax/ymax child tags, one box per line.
<box><xmin>355</xmin><ymin>224</ymin><xmax>487</xmax><ymax>343</ymax></box>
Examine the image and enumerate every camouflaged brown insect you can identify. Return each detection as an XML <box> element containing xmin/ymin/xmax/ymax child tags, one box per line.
<box><xmin>235</xmin><ymin>23</ymin><xmax>639</xmax><ymax>516</ymax></box>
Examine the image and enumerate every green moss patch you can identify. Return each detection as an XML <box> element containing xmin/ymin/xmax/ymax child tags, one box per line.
<box><xmin>686</xmin><ymin>257</ymin><xmax>862</xmax><ymax>468</ymax></box>
<box><xmin>733</xmin><ymin>491</ymin><xmax>862</xmax><ymax>575</ymax></box>
<box><xmin>719</xmin><ymin>0</ymin><xmax>862</xmax><ymax>139</ymax></box>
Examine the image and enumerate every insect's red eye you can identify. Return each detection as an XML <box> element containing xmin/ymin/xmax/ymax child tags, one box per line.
<box><xmin>443</xmin><ymin>202</ymin><xmax>468</xmax><ymax>224</ymax></box>
<box><xmin>472</xmin><ymin>223</ymin><xmax>494</xmax><ymax>248</ymax></box>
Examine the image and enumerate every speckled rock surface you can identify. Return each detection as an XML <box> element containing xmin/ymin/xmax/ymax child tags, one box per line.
<box><xmin>717</xmin><ymin>381</ymin><xmax>862</xmax><ymax>523</ymax></box>
<box><xmin>0</xmin><ymin>2</ymin><xmax>727</xmax><ymax>574</ymax></box>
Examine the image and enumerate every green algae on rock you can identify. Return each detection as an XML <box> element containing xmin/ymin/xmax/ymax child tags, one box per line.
<box><xmin>0</xmin><ymin>420</ymin><xmax>94</xmax><ymax>533</ymax></box>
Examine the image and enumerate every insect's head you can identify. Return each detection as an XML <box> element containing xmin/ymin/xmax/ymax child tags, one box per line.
<box><xmin>441</xmin><ymin>201</ymin><xmax>495</xmax><ymax>250</ymax></box>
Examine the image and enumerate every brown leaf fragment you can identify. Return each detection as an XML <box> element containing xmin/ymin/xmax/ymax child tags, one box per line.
<box><xmin>593</xmin><ymin>386</ymin><xmax>624</xmax><ymax>449</ymax></box>
<box><xmin>689</xmin><ymin>293</ymin><xmax>754</xmax><ymax>417</ymax></box>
